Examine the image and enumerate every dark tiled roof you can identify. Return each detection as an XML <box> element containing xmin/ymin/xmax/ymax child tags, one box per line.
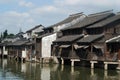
<box><xmin>0</xmin><ymin>41</ymin><xmax>27</xmax><ymax>47</ymax></box>
<box><xmin>9</xmin><ymin>39</ymin><xmax>29</xmax><ymax>46</ymax></box>
<box><xmin>87</xmin><ymin>14</ymin><xmax>120</xmax><ymax>28</ymax></box>
<box><xmin>0</xmin><ymin>42</ymin><xmax>12</xmax><ymax>46</ymax></box>
<box><xmin>12</xmin><ymin>40</ymin><xmax>28</xmax><ymax>46</ymax></box>
<box><xmin>77</xmin><ymin>34</ymin><xmax>104</xmax><ymax>43</ymax></box>
<box><xmin>62</xmin><ymin>11</ymin><xmax>114</xmax><ymax>30</ymax></box>
<box><xmin>106</xmin><ymin>35</ymin><xmax>120</xmax><ymax>43</ymax></box>
<box><xmin>45</xmin><ymin>13</ymin><xmax>84</xmax><ymax>29</ymax></box>
<box><xmin>54</xmin><ymin>34</ymin><xmax>84</xmax><ymax>43</ymax></box>
<box><xmin>26</xmin><ymin>24</ymin><xmax>44</xmax><ymax>33</ymax></box>
<box><xmin>25</xmin><ymin>41</ymin><xmax>35</xmax><ymax>45</ymax></box>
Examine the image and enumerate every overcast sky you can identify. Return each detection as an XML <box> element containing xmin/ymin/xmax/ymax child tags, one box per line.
<box><xmin>0</xmin><ymin>0</ymin><xmax>119</xmax><ymax>34</ymax></box>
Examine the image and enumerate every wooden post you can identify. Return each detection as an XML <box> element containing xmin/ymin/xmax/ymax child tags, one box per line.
<box><xmin>2</xmin><ymin>46</ymin><xmax>5</xmax><ymax>59</ymax></box>
<box><xmin>21</xmin><ymin>48</ymin><xmax>24</xmax><ymax>63</ymax></box>
<box><xmin>30</xmin><ymin>45</ymin><xmax>32</xmax><ymax>61</ymax></box>
<box><xmin>59</xmin><ymin>48</ymin><xmax>62</xmax><ymax>57</ymax></box>
<box><xmin>34</xmin><ymin>37</ymin><xmax>37</xmax><ymax>62</ymax></box>
<box><xmin>71</xmin><ymin>60</ymin><xmax>74</xmax><ymax>67</ymax></box>
<box><xmin>91</xmin><ymin>44</ymin><xmax>93</xmax><ymax>53</ymax></box>
<box><xmin>0</xmin><ymin>48</ymin><xmax>1</xmax><ymax>58</ymax></box>
<box><xmin>104</xmin><ymin>43</ymin><xmax>108</xmax><ymax>60</ymax></box>
<box><xmin>71</xmin><ymin>59</ymin><xmax>80</xmax><ymax>67</ymax></box>
<box><xmin>17</xmin><ymin>49</ymin><xmax>19</xmax><ymax>61</ymax></box>
<box><xmin>39</xmin><ymin>57</ymin><xmax>42</xmax><ymax>64</ymax></box>
<box><xmin>52</xmin><ymin>45</ymin><xmax>56</xmax><ymax>56</ymax></box>
<box><xmin>72</xmin><ymin>44</ymin><xmax>74</xmax><ymax>56</ymax></box>
<box><xmin>91</xmin><ymin>62</ymin><xmax>94</xmax><ymax>69</ymax></box>
<box><xmin>118</xmin><ymin>49</ymin><xmax>120</xmax><ymax>60</ymax></box>
<box><xmin>35</xmin><ymin>56</ymin><xmax>37</xmax><ymax>62</ymax></box>
<box><xmin>90</xmin><ymin>61</ymin><xmax>97</xmax><ymax>69</ymax></box>
<box><xmin>7</xmin><ymin>47</ymin><xmax>9</xmax><ymax>59</ymax></box>
<box><xmin>104</xmin><ymin>62</ymin><xmax>108</xmax><ymax>70</ymax></box>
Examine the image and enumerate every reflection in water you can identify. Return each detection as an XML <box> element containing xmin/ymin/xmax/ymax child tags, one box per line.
<box><xmin>0</xmin><ymin>59</ymin><xmax>120</xmax><ymax>80</ymax></box>
<box><xmin>41</xmin><ymin>64</ymin><xmax>50</xmax><ymax>80</ymax></box>
<box><xmin>21</xmin><ymin>63</ymin><xmax>26</xmax><ymax>73</ymax></box>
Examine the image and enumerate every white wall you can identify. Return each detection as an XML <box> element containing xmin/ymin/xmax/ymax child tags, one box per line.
<box><xmin>41</xmin><ymin>33</ymin><xmax>56</xmax><ymax>58</ymax></box>
<box><xmin>32</xmin><ymin>27</ymin><xmax>44</xmax><ymax>37</ymax></box>
<box><xmin>25</xmin><ymin>26</ymin><xmax>44</xmax><ymax>39</ymax></box>
<box><xmin>3</xmin><ymin>46</ymin><xmax>8</xmax><ymax>55</ymax></box>
<box><xmin>23</xmin><ymin>33</ymin><xmax>29</xmax><ymax>39</ymax></box>
<box><xmin>22</xmin><ymin>50</ymin><xmax>27</xmax><ymax>58</ymax></box>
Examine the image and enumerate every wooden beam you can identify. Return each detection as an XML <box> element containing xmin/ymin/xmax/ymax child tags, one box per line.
<box><xmin>104</xmin><ymin>61</ymin><xmax>119</xmax><ymax>70</ymax></box>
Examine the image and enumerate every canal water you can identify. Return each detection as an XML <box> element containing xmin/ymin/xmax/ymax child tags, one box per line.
<box><xmin>0</xmin><ymin>59</ymin><xmax>120</xmax><ymax>80</ymax></box>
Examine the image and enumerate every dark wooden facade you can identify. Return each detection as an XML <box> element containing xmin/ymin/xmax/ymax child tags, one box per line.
<box><xmin>85</xmin><ymin>13</ymin><xmax>120</xmax><ymax>61</ymax></box>
<box><xmin>53</xmin><ymin>10</ymin><xmax>120</xmax><ymax>62</ymax></box>
<box><xmin>61</xmin><ymin>10</ymin><xmax>114</xmax><ymax>36</ymax></box>
<box><xmin>53</xmin><ymin>35</ymin><xmax>84</xmax><ymax>59</ymax></box>
<box><xmin>0</xmin><ymin>39</ymin><xmax>35</xmax><ymax>62</ymax></box>
<box><xmin>75</xmin><ymin>34</ymin><xmax>105</xmax><ymax>60</ymax></box>
<box><xmin>35</xmin><ymin>38</ymin><xmax>42</xmax><ymax>60</ymax></box>
<box><xmin>106</xmin><ymin>36</ymin><xmax>120</xmax><ymax>60</ymax></box>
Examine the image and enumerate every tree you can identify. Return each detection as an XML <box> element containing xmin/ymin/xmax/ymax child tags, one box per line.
<box><xmin>7</xmin><ymin>33</ymin><xmax>15</xmax><ymax>38</ymax></box>
<box><xmin>3</xmin><ymin>30</ymin><xmax>8</xmax><ymax>38</ymax></box>
<box><xmin>0</xmin><ymin>32</ymin><xmax>3</xmax><ymax>38</ymax></box>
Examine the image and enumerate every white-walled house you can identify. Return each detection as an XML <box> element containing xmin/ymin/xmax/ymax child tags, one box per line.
<box><xmin>35</xmin><ymin>13</ymin><xmax>86</xmax><ymax>63</ymax></box>
<box><xmin>26</xmin><ymin>24</ymin><xmax>44</xmax><ymax>39</ymax></box>
<box><xmin>44</xmin><ymin>13</ymin><xmax>86</xmax><ymax>33</ymax></box>
<box><xmin>35</xmin><ymin>33</ymin><xmax>57</xmax><ymax>62</ymax></box>
<box><xmin>22</xmin><ymin>33</ymin><xmax>29</xmax><ymax>39</ymax></box>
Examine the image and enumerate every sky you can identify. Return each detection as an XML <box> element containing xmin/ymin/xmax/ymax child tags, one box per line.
<box><xmin>0</xmin><ymin>0</ymin><xmax>119</xmax><ymax>34</ymax></box>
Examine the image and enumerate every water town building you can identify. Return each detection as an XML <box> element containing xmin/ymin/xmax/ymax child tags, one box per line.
<box><xmin>1</xmin><ymin>10</ymin><xmax>120</xmax><ymax>69</ymax></box>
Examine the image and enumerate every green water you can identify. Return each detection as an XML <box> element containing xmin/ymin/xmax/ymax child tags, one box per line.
<box><xmin>0</xmin><ymin>59</ymin><xmax>120</xmax><ymax>80</ymax></box>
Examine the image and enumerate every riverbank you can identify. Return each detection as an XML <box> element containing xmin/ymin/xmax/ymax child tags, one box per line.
<box><xmin>0</xmin><ymin>58</ymin><xmax>120</xmax><ymax>80</ymax></box>
<box><xmin>1</xmin><ymin>56</ymin><xmax>120</xmax><ymax>70</ymax></box>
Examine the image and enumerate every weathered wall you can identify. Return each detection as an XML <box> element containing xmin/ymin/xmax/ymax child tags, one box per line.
<box><xmin>41</xmin><ymin>33</ymin><xmax>57</xmax><ymax>58</ymax></box>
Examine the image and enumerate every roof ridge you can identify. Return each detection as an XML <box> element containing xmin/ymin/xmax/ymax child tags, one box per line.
<box><xmin>116</xmin><ymin>12</ymin><xmax>120</xmax><ymax>15</ymax></box>
<box><xmin>88</xmin><ymin>10</ymin><xmax>113</xmax><ymax>17</ymax></box>
<box><xmin>69</xmin><ymin>12</ymin><xmax>84</xmax><ymax>17</ymax></box>
<box><xmin>26</xmin><ymin>24</ymin><xmax>44</xmax><ymax>32</ymax></box>
<box><xmin>106</xmin><ymin>35</ymin><xmax>120</xmax><ymax>43</ymax></box>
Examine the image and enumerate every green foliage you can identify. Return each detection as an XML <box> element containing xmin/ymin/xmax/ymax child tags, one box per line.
<box><xmin>7</xmin><ymin>34</ymin><xmax>15</xmax><ymax>38</ymax></box>
<box><xmin>3</xmin><ymin>30</ymin><xmax>8</xmax><ymax>38</ymax></box>
<box><xmin>0</xmin><ymin>30</ymin><xmax>15</xmax><ymax>39</ymax></box>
